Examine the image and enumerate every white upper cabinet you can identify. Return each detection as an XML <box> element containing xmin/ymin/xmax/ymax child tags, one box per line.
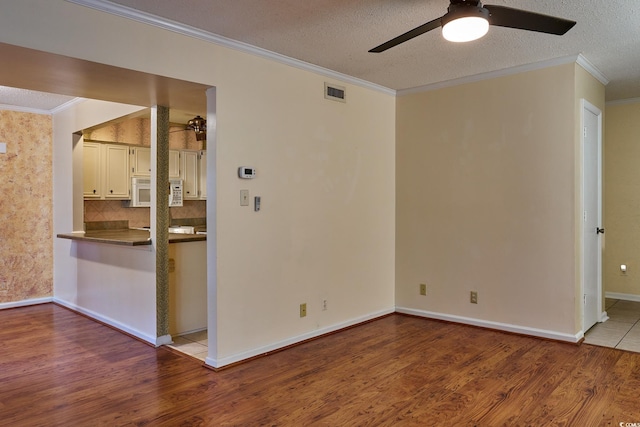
<box><xmin>181</xmin><ymin>150</ymin><xmax>200</xmax><ymax>200</ymax></box>
<box><xmin>83</xmin><ymin>142</ymin><xmax>102</xmax><ymax>199</ymax></box>
<box><xmin>169</xmin><ymin>150</ymin><xmax>181</xmax><ymax>179</ymax></box>
<box><xmin>104</xmin><ymin>144</ymin><xmax>131</xmax><ymax>199</ymax></box>
<box><xmin>130</xmin><ymin>146</ymin><xmax>151</xmax><ymax>177</ymax></box>
<box><xmin>83</xmin><ymin>142</ymin><xmax>130</xmax><ymax>200</ymax></box>
<box><xmin>198</xmin><ymin>150</ymin><xmax>207</xmax><ymax>200</ymax></box>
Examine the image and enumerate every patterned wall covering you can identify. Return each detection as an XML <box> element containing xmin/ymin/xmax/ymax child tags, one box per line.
<box><xmin>0</xmin><ymin>110</ymin><xmax>53</xmax><ymax>303</ymax></box>
<box><xmin>84</xmin><ymin>200</ymin><xmax>206</xmax><ymax>228</ymax></box>
<box><xmin>85</xmin><ymin>118</ymin><xmax>202</xmax><ymax>150</ymax></box>
<box><xmin>83</xmin><ymin>117</ymin><xmax>206</xmax><ymax>227</ymax></box>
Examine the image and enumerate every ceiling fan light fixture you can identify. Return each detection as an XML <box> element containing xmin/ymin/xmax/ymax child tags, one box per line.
<box><xmin>442</xmin><ymin>6</ymin><xmax>489</xmax><ymax>43</ymax></box>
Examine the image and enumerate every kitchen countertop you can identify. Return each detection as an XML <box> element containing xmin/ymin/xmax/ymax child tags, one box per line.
<box><xmin>57</xmin><ymin>229</ymin><xmax>206</xmax><ymax>246</ymax></box>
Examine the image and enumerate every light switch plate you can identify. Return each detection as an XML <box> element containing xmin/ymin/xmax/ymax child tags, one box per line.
<box><xmin>0</xmin><ymin>142</ymin><xmax>6</xmax><ymax>154</ymax></box>
<box><xmin>240</xmin><ymin>190</ymin><xmax>249</xmax><ymax>206</ymax></box>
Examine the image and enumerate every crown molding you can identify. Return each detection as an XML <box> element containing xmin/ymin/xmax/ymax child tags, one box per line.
<box><xmin>0</xmin><ymin>104</ymin><xmax>53</xmax><ymax>115</ymax></box>
<box><xmin>606</xmin><ymin>97</ymin><xmax>640</xmax><ymax>106</ymax></box>
<box><xmin>398</xmin><ymin>55</ymin><xmax>591</xmax><ymax>96</ymax></box>
<box><xmin>64</xmin><ymin>0</ymin><xmax>396</xmax><ymax>96</ymax></box>
<box><xmin>576</xmin><ymin>54</ymin><xmax>609</xmax><ymax>86</ymax></box>
<box><xmin>0</xmin><ymin>97</ymin><xmax>85</xmax><ymax>115</ymax></box>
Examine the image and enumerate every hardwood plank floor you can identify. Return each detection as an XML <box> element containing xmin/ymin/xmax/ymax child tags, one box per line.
<box><xmin>1</xmin><ymin>304</ymin><xmax>640</xmax><ymax>426</ymax></box>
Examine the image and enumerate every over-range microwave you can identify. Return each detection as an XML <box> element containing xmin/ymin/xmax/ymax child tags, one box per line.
<box><xmin>128</xmin><ymin>177</ymin><xmax>183</xmax><ymax>207</ymax></box>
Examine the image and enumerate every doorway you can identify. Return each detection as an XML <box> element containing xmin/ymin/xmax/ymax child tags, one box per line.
<box><xmin>581</xmin><ymin>99</ymin><xmax>603</xmax><ymax>333</ymax></box>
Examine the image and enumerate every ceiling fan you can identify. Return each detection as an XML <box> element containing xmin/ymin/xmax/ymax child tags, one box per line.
<box><xmin>369</xmin><ymin>0</ymin><xmax>576</xmax><ymax>53</ymax></box>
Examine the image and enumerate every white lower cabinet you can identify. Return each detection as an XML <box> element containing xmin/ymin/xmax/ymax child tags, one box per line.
<box><xmin>168</xmin><ymin>241</ymin><xmax>207</xmax><ymax>335</ymax></box>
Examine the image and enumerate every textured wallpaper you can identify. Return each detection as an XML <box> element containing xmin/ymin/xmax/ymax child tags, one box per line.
<box><xmin>84</xmin><ymin>200</ymin><xmax>206</xmax><ymax>228</ymax></box>
<box><xmin>0</xmin><ymin>110</ymin><xmax>53</xmax><ymax>303</ymax></box>
<box><xmin>85</xmin><ymin>117</ymin><xmax>202</xmax><ymax>150</ymax></box>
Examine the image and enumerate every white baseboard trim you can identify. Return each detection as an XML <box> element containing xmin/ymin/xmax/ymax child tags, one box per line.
<box><xmin>605</xmin><ymin>292</ymin><xmax>640</xmax><ymax>302</ymax></box>
<box><xmin>0</xmin><ymin>297</ymin><xmax>53</xmax><ymax>310</ymax></box>
<box><xmin>600</xmin><ymin>311</ymin><xmax>610</xmax><ymax>323</ymax></box>
<box><xmin>53</xmin><ymin>298</ymin><xmax>159</xmax><ymax>346</ymax></box>
<box><xmin>205</xmin><ymin>307</ymin><xmax>396</xmax><ymax>369</ymax></box>
<box><xmin>396</xmin><ymin>307</ymin><xmax>582</xmax><ymax>344</ymax></box>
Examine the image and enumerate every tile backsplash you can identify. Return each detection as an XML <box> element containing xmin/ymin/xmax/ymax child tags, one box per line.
<box><xmin>84</xmin><ymin>200</ymin><xmax>206</xmax><ymax>228</ymax></box>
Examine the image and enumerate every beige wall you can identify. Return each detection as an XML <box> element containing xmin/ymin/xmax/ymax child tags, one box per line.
<box><xmin>0</xmin><ymin>0</ymin><xmax>396</xmax><ymax>363</ymax></box>
<box><xmin>0</xmin><ymin>110</ymin><xmax>53</xmax><ymax>303</ymax></box>
<box><xmin>396</xmin><ymin>64</ymin><xmax>580</xmax><ymax>335</ymax></box>
<box><xmin>604</xmin><ymin>101</ymin><xmax>640</xmax><ymax>298</ymax></box>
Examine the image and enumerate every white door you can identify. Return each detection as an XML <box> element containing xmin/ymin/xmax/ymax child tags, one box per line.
<box><xmin>582</xmin><ymin>100</ymin><xmax>603</xmax><ymax>332</ymax></box>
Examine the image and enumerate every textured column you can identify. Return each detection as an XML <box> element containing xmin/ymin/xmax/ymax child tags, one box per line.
<box><xmin>155</xmin><ymin>105</ymin><xmax>170</xmax><ymax>338</ymax></box>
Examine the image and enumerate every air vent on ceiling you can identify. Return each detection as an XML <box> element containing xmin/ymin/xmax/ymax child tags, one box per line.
<box><xmin>324</xmin><ymin>83</ymin><xmax>346</xmax><ymax>103</ymax></box>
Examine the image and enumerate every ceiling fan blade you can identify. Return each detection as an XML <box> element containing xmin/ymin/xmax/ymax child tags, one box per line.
<box><xmin>484</xmin><ymin>5</ymin><xmax>576</xmax><ymax>35</ymax></box>
<box><xmin>369</xmin><ymin>17</ymin><xmax>443</xmax><ymax>53</ymax></box>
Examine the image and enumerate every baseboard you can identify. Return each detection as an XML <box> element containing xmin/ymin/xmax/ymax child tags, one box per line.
<box><xmin>53</xmin><ymin>298</ymin><xmax>160</xmax><ymax>346</ymax></box>
<box><xmin>205</xmin><ymin>307</ymin><xmax>396</xmax><ymax>369</ymax></box>
<box><xmin>605</xmin><ymin>292</ymin><xmax>640</xmax><ymax>302</ymax></box>
<box><xmin>0</xmin><ymin>297</ymin><xmax>53</xmax><ymax>310</ymax></box>
<box><xmin>395</xmin><ymin>307</ymin><xmax>582</xmax><ymax>344</ymax></box>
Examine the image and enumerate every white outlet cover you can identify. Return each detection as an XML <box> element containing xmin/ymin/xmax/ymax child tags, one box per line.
<box><xmin>0</xmin><ymin>143</ymin><xmax>6</xmax><ymax>154</ymax></box>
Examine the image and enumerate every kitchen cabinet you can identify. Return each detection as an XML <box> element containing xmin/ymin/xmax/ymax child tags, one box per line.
<box><xmin>83</xmin><ymin>142</ymin><xmax>130</xmax><ymax>200</ymax></box>
<box><xmin>129</xmin><ymin>147</ymin><xmax>181</xmax><ymax>178</ymax></box>
<box><xmin>169</xmin><ymin>150</ymin><xmax>180</xmax><ymax>179</ymax></box>
<box><xmin>181</xmin><ymin>150</ymin><xmax>199</xmax><ymax>199</ymax></box>
<box><xmin>130</xmin><ymin>146</ymin><xmax>151</xmax><ymax>176</ymax></box>
<box><xmin>83</xmin><ymin>142</ymin><xmax>102</xmax><ymax>199</ymax></box>
<box><xmin>104</xmin><ymin>144</ymin><xmax>130</xmax><ymax>199</ymax></box>
<box><xmin>198</xmin><ymin>150</ymin><xmax>207</xmax><ymax>199</ymax></box>
<box><xmin>181</xmin><ymin>149</ymin><xmax>207</xmax><ymax>200</ymax></box>
<box><xmin>168</xmin><ymin>241</ymin><xmax>207</xmax><ymax>335</ymax></box>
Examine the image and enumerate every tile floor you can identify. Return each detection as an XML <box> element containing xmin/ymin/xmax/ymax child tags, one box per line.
<box><xmin>167</xmin><ymin>330</ymin><xmax>208</xmax><ymax>361</ymax></box>
<box><xmin>584</xmin><ymin>298</ymin><xmax>640</xmax><ymax>352</ymax></box>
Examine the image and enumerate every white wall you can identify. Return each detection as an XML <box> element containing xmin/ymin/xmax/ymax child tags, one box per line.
<box><xmin>4</xmin><ymin>0</ymin><xmax>396</xmax><ymax>365</ymax></box>
<box><xmin>53</xmin><ymin>99</ymin><xmax>157</xmax><ymax>343</ymax></box>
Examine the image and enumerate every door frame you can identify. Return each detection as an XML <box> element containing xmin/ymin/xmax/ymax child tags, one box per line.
<box><xmin>580</xmin><ymin>98</ymin><xmax>604</xmax><ymax>332</ymax></box>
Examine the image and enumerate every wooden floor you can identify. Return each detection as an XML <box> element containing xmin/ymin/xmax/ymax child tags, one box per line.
<box><xmin>2</xmin><ymin>304</ymin><xmax>640</xmax><ymax>426</ymax></box>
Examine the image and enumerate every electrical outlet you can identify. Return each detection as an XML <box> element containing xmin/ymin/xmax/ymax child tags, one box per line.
<box><xmin>470</xmin><ymin>291</ymin><xmax>478</xmax><ymax>304</ymax></box>
<box><xmin>300</xmin><ymin>303</ymin><xmax>307</xmax><ymax>318</ymax></box>
<box><xmin>0</xmin><ymin>281</ymin><xmax>7</xmax><ymax>293</ymax></box>
<box><xmin>420</xmin><ymin>283</ymin><xmax>427</xmax><ymax>296</ymax></box>
<box><xmin>322</xmin><ymin>299</ymin><xmax>328</xmax><ymax>311</ymax></box>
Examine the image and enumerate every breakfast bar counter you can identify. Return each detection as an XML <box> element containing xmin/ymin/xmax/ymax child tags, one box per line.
<box><xmin>57</xmin><ymin>224</ymin><xmax>206</xmax><ymax>246</ymax></box>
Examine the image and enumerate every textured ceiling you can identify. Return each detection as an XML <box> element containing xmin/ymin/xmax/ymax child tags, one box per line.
<box><xmin>0</xmin><ymin>87</ymin><xmax>76</xmax><ymax>112</ymax></box>
<box><xmin>106</xmin><ymin>0</ymin><xmax>640</xmax><ymax>101</ymax></box>
<box><xmin>1</xmin><ymin>0</ymin><xmax>638</xmax><ymax>113</ymax></box>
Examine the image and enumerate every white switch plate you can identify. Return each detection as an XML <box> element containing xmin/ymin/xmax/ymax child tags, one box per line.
<box><xmin>0</xmin><ymin>142</ymin><xmax>6</xmax><ymax>154</ymax></box>
<box><xmin>240</xmin><ymin>189</ymin><xmax>249</xmax><ymax>206</ymax></box>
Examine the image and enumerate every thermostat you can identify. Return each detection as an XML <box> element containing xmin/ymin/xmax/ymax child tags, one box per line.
<box><xmin>238</xmin><ymin>166</ymin><xmax>256</xmax><ymax>179</ymax></box>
